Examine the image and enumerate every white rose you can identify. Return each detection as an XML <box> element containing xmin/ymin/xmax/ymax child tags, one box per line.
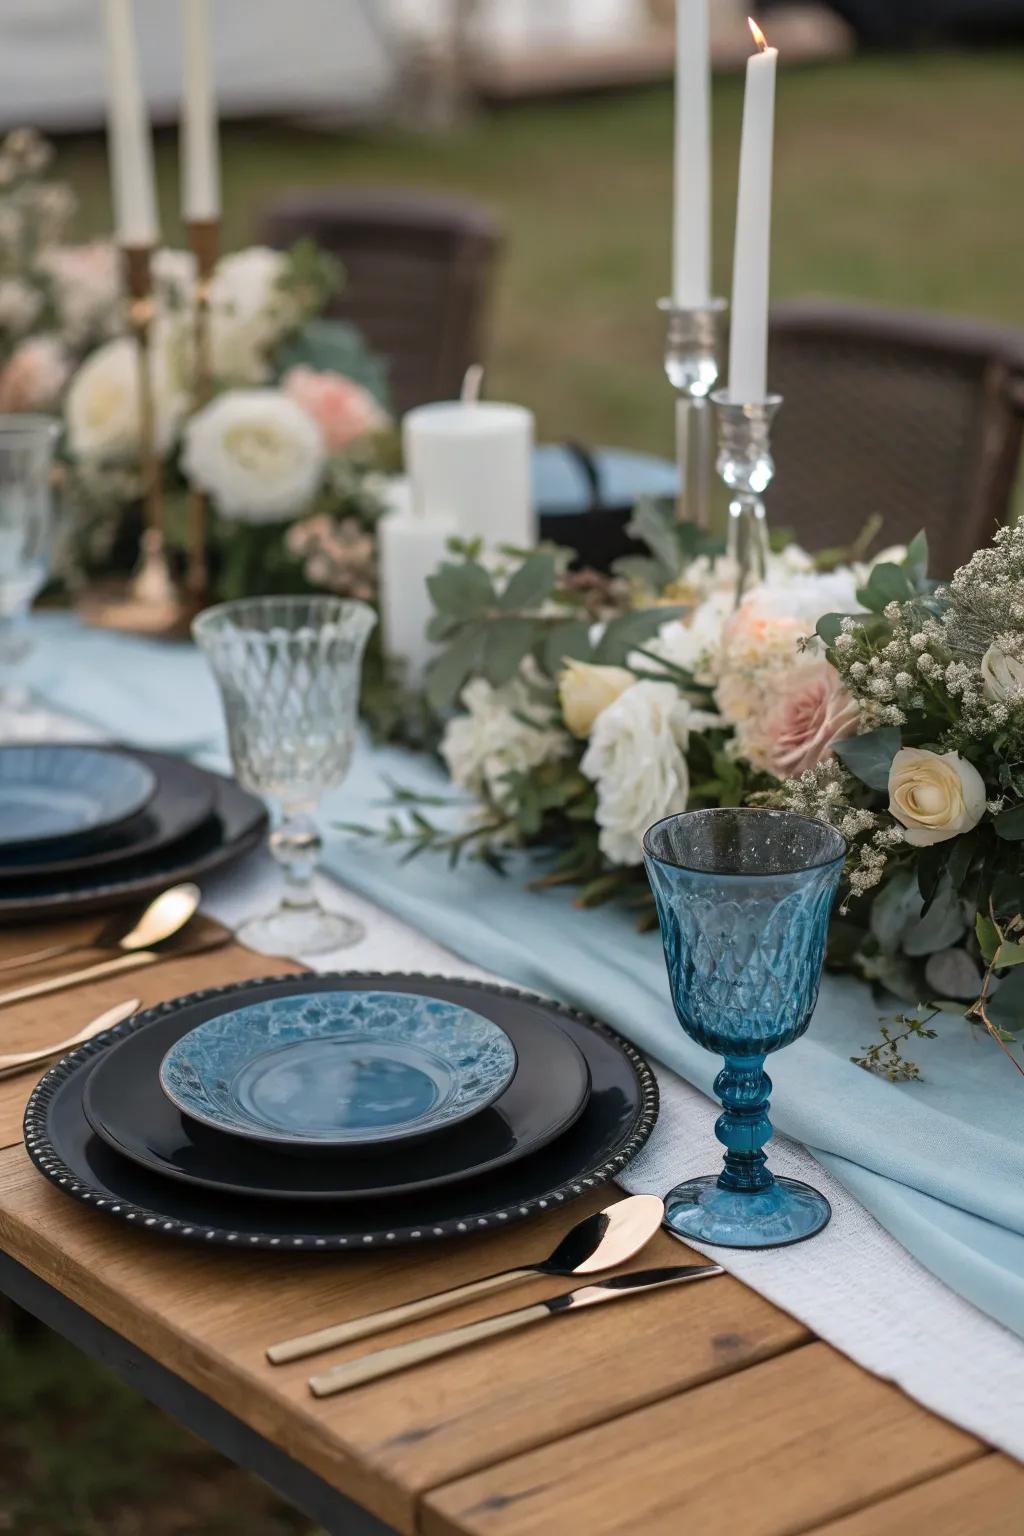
<box><xmin>441</xmin><ymin>675</ymin><xmax>570</xmax><ymax>807</ymax></box>
<box><xmin>888</xmin><ymin>747</ymin><xmax>986</xmax><ymax>847</ymax></box>
<box><xmin>980</xmin><ymin>643</ymin><xmax>1024</xmax><ymax>704</ymax></box>
<box><xmin>65</xmin><ymin>332</ymin><xmax>186</xmax><ymax>461</ymax></box>
<box><xmin>581</xmin><ymin>681</ymin><xmax>692</xmax><ymax>866</ymax></box>
<box><xmin>208</xmin><ymin>247</ymin><xmax>298</xmax><ymax>384</ymax></box>
<box><xmin>558</xmin><ymin>660</ymin><xmax>634</xmax><ymax>739</ymax></box>
<box><xmin>182</xmin><ymin>388</ymin><xmax>326</xmax><ymax>523</ymax></box>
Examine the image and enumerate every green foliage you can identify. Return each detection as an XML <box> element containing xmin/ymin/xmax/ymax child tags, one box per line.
<box><xmin>612</xmin><ymin>498</ymin><xmax>722</xmax><ymax>592</ymax></box>
<box><xmin>274</xmin><ymin>316</ymin><xmax>391</xmax><ymax>408</ymax></box>
<box><xmin>834</xmin><ymin>726</ymin><xmax>902</xmax><ymax>792</ymax></box>
<box><xmin>852</xmin><ymin>1008</ymin><xmax>939</xmax><ymax>1082</ymax></box>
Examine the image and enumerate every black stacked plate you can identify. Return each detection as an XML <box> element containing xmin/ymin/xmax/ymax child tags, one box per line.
<box><xmin>0</xmin><ymin>744</ymin><xmax>267</xmax><ymax>923</ymax></box>
<box><xmin>25</xmin><ymin>973</ymin><xmax>659</xmax><ymax>1250</ymax></box>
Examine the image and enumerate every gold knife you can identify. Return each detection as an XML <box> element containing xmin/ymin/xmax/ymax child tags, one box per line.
<box><xmin>308</xmin><ymin>1263</ymin><xmax>725</xmax><ymax>1399</ymax></box>
<box><xmin>0</xmin><ymin>997</ymin><xmax>140</xmax><ymax>1078</ymax></box>
<box><xmin>0</xmin><ymin>929</ymin><xmax>232</xmax><ymax>1009</ymax></box>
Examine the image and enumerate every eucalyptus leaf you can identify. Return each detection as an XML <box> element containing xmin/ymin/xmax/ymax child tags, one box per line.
<box><xmin>994</xmin><ymin>804</ymin><xmax>1024</xmax><ymax>841</ymax></box>
<box><xmin>498</xmin><ymin>552</ymin><xmax>557</xmax><ymax>613</ymax></box>
<box><xmin>868</xmin><ymin>867</ymin><xmax>919</xmax><ymax>953</ymax></box>
<box><xmin>976</xmin><ymin>913</ymin><xmax>1001</xmax><ymax>963</ymax></box>
<box><xmin>425</xmin><ymin>625</ymin><xmax>485</xmax><ymax>713</ymax></box>
<box><xmin>624</xmin><ymin>497</ymin><xmax>682</xmax><ymax>580</ymax></box>
<box><xmin>834</xmin><ymin>727</ymin><xmax>902</xmax><ymax>792</ymax></box>
<box><xmin>540</xmin><ymin>618</ymin><xmax>592</xmax><ymax>678</ymax></box>
<box><xmin>593</xmin><ymin>606</ymin><xmax>684</xmax><ymax>666</ymax></box>
<box><xmin>902</xmin><ymin>877</ymin><xmax>967</xmax><ymax>956</ymax></box>
<box><xmin>985</xmin><ymin>966</ymin><xmax>1024</xmax><ymax>1032</ymax></box>
<box><xmin>903</xmin><ymin>530</ymin><xmax>929</xmax><ymax>589</ymax></box>
<box><xmin>481</xmin><ymin>617</ymin><xmax>534</xmax><ymax>687</ymax></box>
<box><xmin>815</xmin><ymin>613</ymin><xmax>847</xmax><ymax>647</ymax></box>
<box><xmin>995</xmin><ymin>942</ymin><xmax>1024</xmax><ymax>969</ymax></box>
<box><xmin>427</xmin><ymin>561</ymin><xmax>496</xmax><ymax>620</ymax></box>
<box><xmin>855</xmin><ymin>561</ymin><xmax>914</xmax><ymax>613</ymax></box>
<box><xmin>923</xmin><ymin>947</ymin><xmax>980</xmax><ymax>1001</ymax></box>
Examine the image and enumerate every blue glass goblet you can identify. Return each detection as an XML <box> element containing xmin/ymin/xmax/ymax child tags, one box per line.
<box><xmin>643</xmin><ymin>808</ymin><xmax>846</xmax><ymax>1249</ymax></box>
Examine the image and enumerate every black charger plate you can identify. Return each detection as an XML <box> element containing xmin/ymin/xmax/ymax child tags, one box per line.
<box><xmin>0</xmin><ymin>763</ymin><xmax>267</xmax><ymax>923</ymax></box>
<box><xmin>0</xmin><ymin>750</ymin><xmax>216</xmax><ymax>880</ymax></box>
<box><xmin>82</xmin><ymin>990</ymin><xmax>591</xmax><ymax>1201</ymax></box>
<box><xmin>25</xmin><ymin>973</ymin><xmax>658</xmax><ymax>1250</ymax></box>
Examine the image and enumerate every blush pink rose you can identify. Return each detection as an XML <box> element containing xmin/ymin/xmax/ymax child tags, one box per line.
<box><xmin>281</xmin><ymin>366</ymin><xmax>388</xmax><ymax>453</ymax></box>
<box><xmin>0</xmin><ymin>336</ymin><xmax>69</xmax><ymax>412</ymax></box>
<box><xmin>758</xmin><ymin>660</ymin><xmax>861</xmax><ymax>779</ymax></box>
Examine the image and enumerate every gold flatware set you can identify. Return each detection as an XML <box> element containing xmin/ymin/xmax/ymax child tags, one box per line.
<box><xmin>267</xmin><ymin>1194</ymin><xmax>726</xmax><ymax>1398</ymax></box>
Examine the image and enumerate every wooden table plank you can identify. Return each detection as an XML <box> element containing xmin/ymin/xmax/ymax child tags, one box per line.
<box><xmin>421</xmin><ymin>1343</ymin><xmax>984</xmax><ymax>1536</ymax></box>
<box><xmin>807</xmin><ymin>1455</ymin><xmax>1024</xmax><ymax>1535</ymax></box>
<box><xmin>0</xmin><ymin>1141</ymin><xmax>810</xmax><ymax>1534</ymax></box>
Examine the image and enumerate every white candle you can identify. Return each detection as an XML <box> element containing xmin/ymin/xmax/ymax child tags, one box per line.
<box><xmin>377</xmin><ymin>482</ymin><xmax>458</xmax><ymax>681</ymax></box>
<box><xmin>672</xmin><ymin>0</ymin><xmax>711</xmax><ymax>306</ymax></box>
<box><xmin>727</xmin><ymin>20</ymin><xmax>778</xmax><ymax>403</ymax></box>
<box><xmin>404</xmin><ymin>402</ymin><xmax>535</xmax><ymax>549</ymax></box>
<box><xmin>100</xmin><ymin>0</ymin><xmax>159</xmax><ymax>246</ymax></box>
<box><xmin>180</xmin><ymin>0</ymin><xmax>221</xmax><ymax>222</ymax></box>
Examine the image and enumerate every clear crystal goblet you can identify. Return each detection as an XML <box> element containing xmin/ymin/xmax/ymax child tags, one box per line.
<box><xmin>644</xmin><ymin>808</ymin><xmax>846</xmax><ymax>1249</ymax></box>
<box><xmin>0</xmin><ymin>415</ymin><xmax>60</xmax><ymax>718</ymax></box>
<box><xmin>193</xmin><ymin>595</ymin><xmax>376</xmax><ymax>957</ymax></box>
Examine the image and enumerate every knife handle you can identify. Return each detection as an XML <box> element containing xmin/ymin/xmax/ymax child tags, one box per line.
<box><xmin>269</xmin><ymin>1267</ymin><xmax>534</xmax><ymax>1364</ymax></box>
<box><xmin>309</xmin><ymin>1301</ymin><xmax>549</xmax><ymax>1398</ymax></box>
<box><xmin>0</xmin><ymin>950</ymin><xmax>160</xmax><ymax>1008</ymax></box>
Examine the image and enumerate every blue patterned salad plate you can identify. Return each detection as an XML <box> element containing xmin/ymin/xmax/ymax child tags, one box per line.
<box><xmin>159</xmin><ymin>990</ymin><xmax>519</xmax><ymax>1150</ymax></box>
<box><xmin>0</xmin><ymin>744</ymin><xmax>157</xmax><ymax>852</ymax></box>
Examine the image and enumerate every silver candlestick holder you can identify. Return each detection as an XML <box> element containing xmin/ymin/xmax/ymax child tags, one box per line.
<box><xmin>658</xmin><ymin>296</ymin><xmax>727</xmax><ymax>529</ymax></box>
<box><xmin>712</xmin><ymin>390</ymin><xmax>783</xmax><ymax>605</ymax></box>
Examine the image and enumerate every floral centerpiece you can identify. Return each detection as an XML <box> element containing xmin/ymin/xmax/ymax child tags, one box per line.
<box><xmin>0</xmin><ymin>127</ymin><xmax>392</xmax><ymax>607</ymax></box>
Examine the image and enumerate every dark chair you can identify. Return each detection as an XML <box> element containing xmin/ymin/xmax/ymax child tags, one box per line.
<box><xmin>259</xmin><ymin>189</ymin><xmax>502</xmax><ymax>416</ymax></box>
<box><xmin>768</xmin><ymin>299</ymin><xmax>1024</xmax><ymax>574</ymax></box>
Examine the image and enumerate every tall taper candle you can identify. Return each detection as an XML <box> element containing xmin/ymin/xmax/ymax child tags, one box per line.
<box><xmin>672</xmin><ymin>0</ymin><xmax>711</xmax><ymax>306</ymax></box>
<box><xmin>726</xmin><ymin>20</ymin><xmax>778</xmax><ymax>403</ymax></box>
<box><xmin>100</xmin><ymin>0</ymin><xmax>159</xmax><ymax>246</ymax></box>
<box><xmin>181</xmin><ymin>0</ymin><xmax>220</xmax><ymax>221</ymax></box>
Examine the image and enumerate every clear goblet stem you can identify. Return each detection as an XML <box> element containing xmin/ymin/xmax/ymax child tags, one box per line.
<box><xmin>714</xmin><ymin>1055</ymin><xmax>775</xmax><ymax>1194</ymax></box>
<box><xmin>270</xmin><ymin>807</ymin><xmax>321</xmax><ymax>916</ymax></box>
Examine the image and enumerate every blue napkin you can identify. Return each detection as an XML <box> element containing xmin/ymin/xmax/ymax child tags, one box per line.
<box><xmin>25</xmin><ymin>616</ymin><xmax>1024</xmax><ymax>1341</ymax></box>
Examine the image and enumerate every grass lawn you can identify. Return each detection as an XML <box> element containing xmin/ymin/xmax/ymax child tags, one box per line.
<box><xmin>7</xmin><ymin>48</ymin><xmax>1024</xmax><ymax>1535</ymax></box>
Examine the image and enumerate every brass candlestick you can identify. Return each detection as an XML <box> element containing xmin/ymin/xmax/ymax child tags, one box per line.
<box><xmin>186</xmin><ymin>217</ymin><xmax>219</xmax><ymax>600</ymax></box>
<box><xmin>78</xmin><ymin>245</ymin><xmax>188</xmax><ymax>636</ymax></box>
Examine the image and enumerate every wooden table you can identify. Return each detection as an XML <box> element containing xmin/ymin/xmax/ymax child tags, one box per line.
<box><xmin>0</xmin><ymin>921</ymin><xmax>1021</xmax><ymax>1536</ymax></box>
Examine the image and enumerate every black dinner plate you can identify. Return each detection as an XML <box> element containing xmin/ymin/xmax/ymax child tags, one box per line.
<box><xmin>25</xmin><ymin>974</ymin><xmax>658</xmax><ymax>1251</ymax></box>
<box><xmin>0</xmin><ymin>758</ymin><xmax>267</xmax><ymax>923</ymax></box>
<box><xmin>0</xmin><ymin>750</ymin><xmax>217</xmax><ymax>880</ymax></box>
<box><xmin>82</xmin><ymin>987</ymin><xmax>591</xmax><ymax>1201</ymax></box>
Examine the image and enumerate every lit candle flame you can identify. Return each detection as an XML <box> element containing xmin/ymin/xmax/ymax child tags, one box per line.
<box><xmin>748</xmin><ymin>17</ymin><xmax>769</xmax><ymax>51</ymax></box>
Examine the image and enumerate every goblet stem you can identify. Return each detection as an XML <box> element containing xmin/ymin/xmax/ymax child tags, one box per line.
<box><xmin>269</xmin><ymin>807</ymin><xmax>321</xmax><ymax>917</ymax></box>
<box><xmin>714</xmin><ymin>1055</ymin><xmax>774</xmax><ymax>1194</ymax></box>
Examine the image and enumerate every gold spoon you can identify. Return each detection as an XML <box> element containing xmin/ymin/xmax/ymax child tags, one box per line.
<box><xmin>267</xmin><ymin>1193</ymin><xmax>666</xmax><ymax>1365</ymax></box>
<box><xmin>0</xmin><ymin>883</ymin><xmax>201</xmax><ymax>975</ymax></box>
<box><xmin>0</xmin><ymin>997</ymin><xmax>140</xmax><ymax>1078</ymax></box>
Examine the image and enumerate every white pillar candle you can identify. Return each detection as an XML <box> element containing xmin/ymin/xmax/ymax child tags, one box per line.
<box><xmin>672</xmin><ymin>0</ymin><xmax>711</xmax><ymax>307</ymax></box>
<box><xmin>403</xmin><ymin>401</ymin><xmax>535</xmax><ymax>549</ymax></box>
<box><xmin>726</xmin><ymin>20</ymin><xmax>778</xmax><ymax>403</ymax></box>
<box><xmin>377</xmin><ymin>483</ymin><xmax>458</xmax><ymax>682</ymax></box>
<box><xmin>180</xmin><ymin>0</ymin><xmax>221</xmax><ymax>222</ymax></box>
<box><xmin>100</xmin><ymin>0</ymin><xmax>159</xmax><ymax>247</ymax></box>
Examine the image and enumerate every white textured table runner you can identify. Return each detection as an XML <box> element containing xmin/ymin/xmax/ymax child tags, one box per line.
<box><xmin>202</xmin><ymin>849</ymin><xmax>1024</xmax><ymax>1466</ymax></box>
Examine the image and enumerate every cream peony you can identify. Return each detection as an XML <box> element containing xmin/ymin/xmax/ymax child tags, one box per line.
<box><xmin>980</xmin><ymin>643</ymin><xmax>1024</xmax><ymax>704</ymax></box>
<box><xmin>747</xmin><ymin>659</ymin><xmax>860</xmax><ymax>779</ymax></box>
<box><xmin>558</xmin><ymin>660</ymin><xmax>635</xmax><ymax>738</ymax></box>
<box><xmin>65</xmin><ymin>332</ymin><xmax>186</xmax><ymax>460</ymax></box>
<box><xmin>182</xmin><ymin>389</ymin><xmax>326</xmax><ymax>523</ymax></box>
<box><xmin>888</xmin><ymin>747</ymin><xmax>986</xmax><ymax>848</ymax></box>
<box><xmin>580</xmin><ymin>681</ymin><xmax>692</xmax><ymax>866</ymax></box>
<box><xmin>441</xmin><ymin>676</ymin><xmax>570</xmax><ymax>808</ymax></box>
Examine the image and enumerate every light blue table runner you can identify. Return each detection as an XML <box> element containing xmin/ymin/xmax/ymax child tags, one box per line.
<box><xmin>21</xmin><ymin>614</ymin><xmax>1024</xmax><ymax>1340</ymax></box>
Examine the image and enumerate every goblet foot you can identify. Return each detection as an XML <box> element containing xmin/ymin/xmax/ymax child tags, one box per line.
<box><xmin>663</xmin><ymin>1173</ymin><xmax>831</xmax><ymax>1250</ymax></box>
<box><xmin>239</xmin><ymin>904</ymin><xmax>365</xmax><ymax>958</ymax></box>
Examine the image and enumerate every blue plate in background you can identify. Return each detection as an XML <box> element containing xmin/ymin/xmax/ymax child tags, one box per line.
<box><xmin>159</xmin><ymin>990</ymin><xmax>519</xmax><ymax>1150</ymax></box>
<box><xmin>0</xmin><ymin>744</ymin><xmax>157</xmax><ymax>852</ymax></box>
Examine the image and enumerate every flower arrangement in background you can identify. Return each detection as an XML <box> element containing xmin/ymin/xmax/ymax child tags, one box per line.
<box><xmin>0</xmin><ymin>127</ymin><xmax>393</xmax><ymax>606</ymax></box>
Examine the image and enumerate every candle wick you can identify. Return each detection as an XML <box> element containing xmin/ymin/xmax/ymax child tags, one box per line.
<box><xmin>460</xmin><ymin>363</ymin><xmax>484</xmax><ymax>405</ymax></box>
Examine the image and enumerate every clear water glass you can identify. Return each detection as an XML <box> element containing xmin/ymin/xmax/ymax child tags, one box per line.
<box><xmin>0</xmin><ymin>415</ymin><xmax>59</xmax><ymax>703</ymax></box>
<box><xmin>644</xmin><ymin>808</ymin><xmax>846</xmax><ymax>1249</ymax></box>
<box><xmin>193</xmin><ymin>595</ymin><xmax>376</xmax><ymax>957</ymax></box>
